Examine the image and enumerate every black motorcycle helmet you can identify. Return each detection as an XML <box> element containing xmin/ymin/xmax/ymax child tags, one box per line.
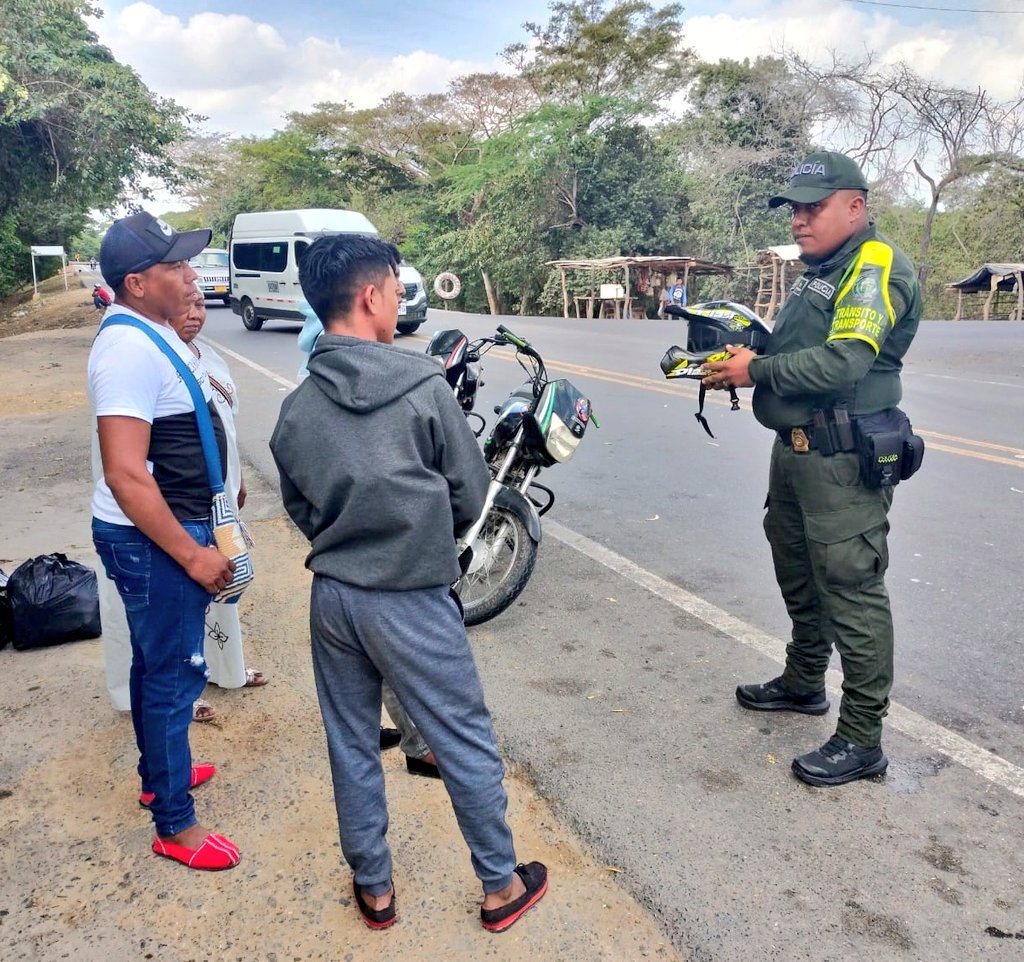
<box><xmin>659</xmin><ymin>300</ymin><xmax>773</xmax><ymax>437</ymax></box>
<box><xmin>660</xmin><ymin>300</ymin><xmax>772</xmax><ymax>379</ymax></box>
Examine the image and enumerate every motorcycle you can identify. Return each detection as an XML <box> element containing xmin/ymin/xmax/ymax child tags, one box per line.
<box><xmin>427</xmin><ymin>324</ymin><xmax>595</xmax><ymax>625</ymax></box>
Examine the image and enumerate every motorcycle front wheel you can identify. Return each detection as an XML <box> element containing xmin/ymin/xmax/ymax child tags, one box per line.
<box><xmin>456</xmin><ymin>506</ymin><xmax>538</xmax><ymax>626</ymax></box>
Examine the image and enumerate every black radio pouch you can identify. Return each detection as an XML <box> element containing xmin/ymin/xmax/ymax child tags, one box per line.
<box><xmin>855</xmin><ymin>407</ymin><xmax>925</xmax><ymax>489</ymax></box>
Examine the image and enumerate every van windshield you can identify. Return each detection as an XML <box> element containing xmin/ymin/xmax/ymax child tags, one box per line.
<box><xmin>190</xmin><ymin>252</ymin><xmax>229</xmax><ymax>269</ymax></box>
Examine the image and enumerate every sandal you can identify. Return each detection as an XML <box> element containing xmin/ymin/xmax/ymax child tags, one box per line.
<box><xmin>192</xmin><ymin>699</ymin><xmax>218</xmax><ymax>723</ymax></box>
<box><xmin>153</xmin><ymin>832</ymin><xmax>240</xmax><ymax>871</ymax></box>
<box><xmin>353</xmin><ymin>879</ymin><xmax>397</xmax><ymax>930</ymax></box>
<box><xmin>139</xmin><ymin>763</ymin><xmax>216</xmax><ymax>809</ymax></box>
<box><xmin>243</xmin><ymin>668</ymin><xmax>268</xmax><ymax>688</ymax></box>
<box><xmin>480</xmin><ymin>862</ymin><xmax>548</xmax><ymax>933</ymax></box>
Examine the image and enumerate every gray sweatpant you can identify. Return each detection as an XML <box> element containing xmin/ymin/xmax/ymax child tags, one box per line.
<box><xmin>309</xmin><ymin>575</ymin><xmax>517</xmax><ymax>896</ymax></box>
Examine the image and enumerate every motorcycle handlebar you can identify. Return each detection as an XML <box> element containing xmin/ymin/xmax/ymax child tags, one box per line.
<box><xmin>496</xmin><ymin>324</ymin><xmax>529</xmax><ymax>350</ymax></box>
<box><xmin>496</xmin><ymin>325</ymin><xmax>543</xmax><ymax>362</ymax></box>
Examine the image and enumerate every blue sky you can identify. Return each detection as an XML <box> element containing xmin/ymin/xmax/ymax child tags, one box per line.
<box><xmin>89</xmin><ymin>1</ymin><xmax>1024</xmax><ymax>137</ymax></box>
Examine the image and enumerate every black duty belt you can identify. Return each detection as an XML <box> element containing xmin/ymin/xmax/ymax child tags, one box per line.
<box><xmin>777</xmin><ymin>408</ymin><xmax>858</xmax><ymax>455</ymax></box>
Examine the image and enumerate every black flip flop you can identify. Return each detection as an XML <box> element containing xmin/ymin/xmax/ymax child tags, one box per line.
<box><xmin>480</xmin><ymin>862</ymin><xmax>548</xmax><ymax>932</ymax></box>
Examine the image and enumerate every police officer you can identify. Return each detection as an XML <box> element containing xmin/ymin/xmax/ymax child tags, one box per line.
<box><xmin>702</xmin><ymin>151</ymin><xmax>921</xmax><ymax>786</ymax></box>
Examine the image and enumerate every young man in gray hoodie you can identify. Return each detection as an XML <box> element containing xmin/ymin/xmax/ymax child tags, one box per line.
<box><xmin>269</xmin><ymin>234</ymin><xmax>547</xmax><ymax>933</ymax></box>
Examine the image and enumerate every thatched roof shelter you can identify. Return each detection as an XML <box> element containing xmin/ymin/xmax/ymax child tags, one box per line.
<box><xmin>946</xmin><ymin>263</ymin><xmax>1024</xmax><ymax>320</ymax></box>
<box><xmin>547</xmin><ymin>255</ymin><xmax>733</xmax><ymax>319</ymax></box>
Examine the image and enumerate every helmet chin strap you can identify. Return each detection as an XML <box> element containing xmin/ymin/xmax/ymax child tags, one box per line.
<box><xmin>695</xmin><ymin>383</ymin><xmax>741</xmax><ymax>438</ymax></box>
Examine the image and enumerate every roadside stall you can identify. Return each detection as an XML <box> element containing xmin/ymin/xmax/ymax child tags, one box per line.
<box><xmin>547</xmin><ymin>255</ymin><xmax>733</xmax><ymax>320</ymax></box>
<box><xmin>752</xmin><ymin>244</ymin><xmax>802</xmax><ymax>322</ymax></box>
<box><xmin>946</xmin><ymin>263</ymin><xmax>1024</xmax><ymax>321</ymax></box>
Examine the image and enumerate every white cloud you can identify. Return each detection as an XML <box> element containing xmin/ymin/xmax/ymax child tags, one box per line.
<box><xmin>89</xmin><ymin>3</ymin><xmax>491</xmax><ymax>135</ymax></box>
<box><xmin>681</xmin><ymin>1</ymin><xmax>1024</xmax><ymax>99</ymax></box>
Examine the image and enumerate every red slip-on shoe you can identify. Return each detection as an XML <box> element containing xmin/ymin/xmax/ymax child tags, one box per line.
<box><xmin>139</xmin><ymin>763</ymin><xmax>216</xmax><ymax>809</ymax></box>
<box><xmin>480</xmin><ymin>862</ymin><xmax>548</xmax><ymax>933</ymax></box>
<box><xmin>152</xmin><ymin>832</ymin><xmax>240</xmax><ymax>871</ymax></box>
<box><xmin>353</xmin><ymin>880</ymin><xmax>397</xmax><ymax>930</ymax></box>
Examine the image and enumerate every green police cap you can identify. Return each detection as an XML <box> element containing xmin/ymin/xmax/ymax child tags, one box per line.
<box><xmin>768</xmin><ymin>151</ymin><xmax>869</xmax><ymax>208</ymax></box>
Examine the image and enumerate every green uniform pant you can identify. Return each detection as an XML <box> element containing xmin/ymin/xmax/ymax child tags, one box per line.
<box><xmin>764</xmin><ymin>440</ymin><xmax>894</xmax><ymax>747</ymax></box>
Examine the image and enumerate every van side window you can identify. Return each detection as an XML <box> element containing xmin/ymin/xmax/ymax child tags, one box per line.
<box><xmin>233</xmin><ymin>242</ymin><xmax>288</xmax><ymax>273</ymax></box>
<box><xmin>295</xmin><ymin>240</ymin><xmax>310</xmax><ymax>267</ymax></box>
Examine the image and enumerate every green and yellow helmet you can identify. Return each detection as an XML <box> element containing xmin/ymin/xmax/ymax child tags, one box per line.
<box><xmin>660</xmin><ymin>301</ymin><xmax>772</xmax><ymax>380</ymax></box>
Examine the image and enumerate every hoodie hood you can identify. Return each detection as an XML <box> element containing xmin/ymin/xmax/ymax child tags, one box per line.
<box><xmin>307</xmin><ymin>333</ymin><xmax>442</xmax><ymax>412</ymax></box>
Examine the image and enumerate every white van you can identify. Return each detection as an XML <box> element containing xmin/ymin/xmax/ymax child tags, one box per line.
<box><xmin>189</xmin><ymin>247</ymin><xmax>230</xmax><ymax>306</ymax></box>
<box><xmin>229</xmin><ymin>208</ymin><xmax>429</xmax><ymax>334</ymax></box>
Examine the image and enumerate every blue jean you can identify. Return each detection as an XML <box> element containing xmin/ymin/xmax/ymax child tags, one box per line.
<box><xmin>309</xmin><ymin>576</ymin><xmax>516</xmax><ymax>896</ymax></box>
<box><xmin>92</xmin><ymin>518</ymin><xmax>214</xmax><ymax>836</ymax></box>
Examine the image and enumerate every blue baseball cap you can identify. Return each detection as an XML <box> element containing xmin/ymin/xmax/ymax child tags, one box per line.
<box><xmin>100</xmin><ymin>211</ymin><xmax>211</xmax><ymax>290</ymax></box>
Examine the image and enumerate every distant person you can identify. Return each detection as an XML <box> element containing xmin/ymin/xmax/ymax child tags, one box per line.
<box><xmin>90</xmin><ymin>210</ymin><xmax>239</xmax><ymax>870</ymax></box>
<box><xmin>270</xmin><ymin>234</ymin><xmax>547</xmax><ymax>931</ymax></box>
<box><xmin>702</xmin><ymin>151</ymin><xmax>921</xmax><ymax>787</ymax></box>
<box><xmin>659</xmin><ymin>279</ymin><xmax>686</xmax><ymax>317</ymax></box>
<box><xmin>92</xmin><ymin>284</ymin><xmax>112</xmax><ymax>310</ymax></box>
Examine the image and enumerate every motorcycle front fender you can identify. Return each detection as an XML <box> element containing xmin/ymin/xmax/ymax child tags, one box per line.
<box><xmin>493</xmin><ymin>485</ymin><xmax>542</xmax><ymax>544</ymax></box>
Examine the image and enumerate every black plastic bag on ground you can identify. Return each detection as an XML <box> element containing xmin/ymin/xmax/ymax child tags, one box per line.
<box><xmin>0</xmin><ymin>568</ymin><xmax>13</xmax><ymax>650</ymax></box>
<box><xmin>8</xmin><ymin>554</ymin><xmax>102</xmax><ymax>650</ymax></box>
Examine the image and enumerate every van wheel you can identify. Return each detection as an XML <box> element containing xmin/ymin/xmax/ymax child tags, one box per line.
<box><xmin>241</xmin><ymin>298</ymin><xmax>264</xmax><ymax>331</ymax></box>
<box><xmin>397</xmin><ymin>321</ymin><xmax>422</xmax><ymax>335</ymax></box>
<box><xmin>222</xmin><ymin>297</ymin><xmax>230</xmax><ymax>307</ymax></box>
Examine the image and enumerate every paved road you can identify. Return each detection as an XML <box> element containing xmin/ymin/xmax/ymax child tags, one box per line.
<box><xmin>200</xmin><ymin>303</ymin><xmax>1024</xmax><ymax>959</ymax></box>
<box><xmin>203</xmin><ymin>304</ymin><xmax>1024</xmax><ymax>767</ymax></box>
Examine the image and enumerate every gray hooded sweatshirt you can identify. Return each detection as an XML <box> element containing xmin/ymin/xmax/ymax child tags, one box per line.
<box><xmin>270</xmin><ymin>333</ymin><xmax>489</xmax><ymax>590</ymax></box>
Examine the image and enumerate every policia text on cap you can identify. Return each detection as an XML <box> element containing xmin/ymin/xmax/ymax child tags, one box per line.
<box><xmin>701</xmin><ymin>150</ymin><xmax>922</xmax><ymax>788</ymax></box>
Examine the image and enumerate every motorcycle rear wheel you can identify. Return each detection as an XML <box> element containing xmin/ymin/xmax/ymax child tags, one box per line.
<box><xmin>457</xmin><ymin>506</ymin><xmax>538</xmax><ymax>626</ymax></box>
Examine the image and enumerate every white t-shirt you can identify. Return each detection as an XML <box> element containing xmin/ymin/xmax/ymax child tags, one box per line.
<box><xmin>88</xmin><ymin>305</ymin><xmax>225</xmax><ymax>524</ymax></box>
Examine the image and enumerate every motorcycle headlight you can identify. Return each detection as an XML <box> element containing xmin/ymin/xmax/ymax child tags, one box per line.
<box><xmin>543</xmin><ymin>414</ymin><xmax>584</xmax><ymax>463</ymax></box>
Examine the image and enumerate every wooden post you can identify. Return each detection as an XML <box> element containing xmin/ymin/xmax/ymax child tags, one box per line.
<box><xmin>1016</xmin><ymin>271</ymin><xmax>1023</xmax><ymax>321</ymax></box>
<box><xmin>560</xmin><ymin>267</ymin><xmax>569</xmax><ymax>319</ymax></box>
<box><xmin>682</xmin><ymin>261</ymin><xmax>690</xmax><ymax>304</ymax></box>
<box><xmin>623</xmin><ymin>265</ymin><xmax>630</xmax><ymax>319</ymax></box>
<box><xmin>954</xmin><ymin>290</ymin><xmax>963</xmax><ymax>322</ymax></box>
<box><xmin>589</xmin><ymin>269</ymin><xmax>596</xmax><ymax>318</ymax></box>
<box><xmin>984</xmin><ymin>275</ymin><xmax>998</xmax><ymax>321</ymax></box>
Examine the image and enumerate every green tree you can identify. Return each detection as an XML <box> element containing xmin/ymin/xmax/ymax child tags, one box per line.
<box><xmin>0</xmin><ymin>0</ymin><xmax>192</xmax><ymax>292</ymax></box>
<box><xmin>667</xmin><ymin>57</ymin><xmax>817</xmax><ymax>265</ymax></box>
<box><xmin>505</xmin><ymin>1</ymin><xmax>692</xmax><ymax>110</ymax></box>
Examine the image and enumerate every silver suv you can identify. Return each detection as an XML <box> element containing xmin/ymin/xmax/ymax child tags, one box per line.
<box><xmin>189</xmin><ymin>248</ymin><xmax>230</xmax><ymax>306</ymax></box>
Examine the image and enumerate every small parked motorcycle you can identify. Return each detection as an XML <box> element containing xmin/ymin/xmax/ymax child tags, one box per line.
<box><xmin>427</xmin><ymin>324</ymin><xmax>595</xmax><ymax>625</ymax></box>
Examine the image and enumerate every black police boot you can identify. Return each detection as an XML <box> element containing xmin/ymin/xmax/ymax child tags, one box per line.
<box><xmin>735</xmin><ymin>676</ymin><xmax>829</xmax><ymax>715</ymax></box>
<box><xmin>791</xmin><ymin>735</ymin><xmax>888</xmax><ymax>787</ymax></box>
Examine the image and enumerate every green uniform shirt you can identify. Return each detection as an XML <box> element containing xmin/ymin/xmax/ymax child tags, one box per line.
<box><xmin>749</xmin><ymin>223</ymin><xmax>921</xmax><ymax>430</ymax></box>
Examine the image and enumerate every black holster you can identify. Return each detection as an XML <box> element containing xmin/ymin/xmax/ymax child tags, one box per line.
<box><xmin>855</xmin><ymin>407</ymin><xmax>925</xmax><ymax>488</ymax></box>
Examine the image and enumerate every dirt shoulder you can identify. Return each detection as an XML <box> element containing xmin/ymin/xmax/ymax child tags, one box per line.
<box><xmin>0</xmin><ymin>270</ymin><xmax>99</xmax><ymax>339</ymax></box>
<box><xmin>0</xmin><ymin>328</ymin><xmax>684</xmax><ymax>961</ymax></box>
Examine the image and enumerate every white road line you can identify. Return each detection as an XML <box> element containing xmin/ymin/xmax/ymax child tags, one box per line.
<box><xmin>199</xmin><ymin>336</ymin><xmax>298</xmax><ymax>391</ymax></box>
<box><xmin>207</xmin><ymin>335</ymin><xmax>1024</xmax><ymax>799</ymax></box>
<box><xmin>909</xmin><ymin>371</ymin><xmax>1023</xmax><ymax>389</ymax></box>
<box><xmin>546</xmin><ymin>519</ymin><xmax>1024</xmax><ymax>800</ymax></box>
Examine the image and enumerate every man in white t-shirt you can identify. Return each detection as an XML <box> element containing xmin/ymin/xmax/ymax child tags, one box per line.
<box><xmin>90</xmin><ymin>211</ymin><xmax>240</xmax><ymax>871</ymax></box>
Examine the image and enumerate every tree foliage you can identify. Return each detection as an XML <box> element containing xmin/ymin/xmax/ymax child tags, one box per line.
<box><xmin>0</xmin><ymin>0</ymin><xmax>193</xmax><ymax>293</ymax></box>
<box><xmin>161</xmin><ymin>0</ymin><xmax>1023</xmax><ymax>319</ymax></box>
